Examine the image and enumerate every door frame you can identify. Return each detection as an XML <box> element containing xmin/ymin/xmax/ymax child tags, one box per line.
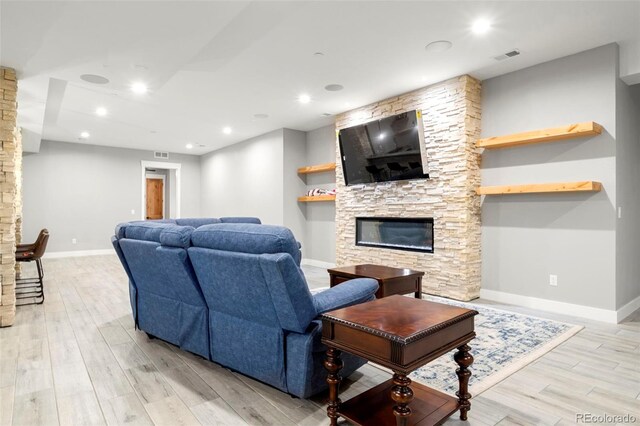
<box><xmin>145</xmin><ymin>173</ymin><xmax>166</xmax><ymax>219</ymax></box>
<box><xmin>140</xmin><ymin>161</ymin><xmax>181</xmax><ymax>220</ymax></box>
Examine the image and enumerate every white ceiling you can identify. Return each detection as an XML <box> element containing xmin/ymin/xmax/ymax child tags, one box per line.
<box><xmin>2</xmin><ymin>1</ymin><xmax>639</xmax><ymax>155</ymax></box>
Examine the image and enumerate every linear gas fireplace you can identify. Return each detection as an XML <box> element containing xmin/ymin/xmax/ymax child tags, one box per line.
<box><xmin>355</xmin><ymin>217</ymin><xmax>434</xmax><ymax>253</ymax></box>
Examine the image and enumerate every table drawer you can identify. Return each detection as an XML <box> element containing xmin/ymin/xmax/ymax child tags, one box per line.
<box><xmin>381</xmin><ymin>277</ymin><xmax>420</xmax><ymax>297</ymax></box>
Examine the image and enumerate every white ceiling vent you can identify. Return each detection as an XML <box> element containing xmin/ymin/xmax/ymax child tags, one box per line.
<box><xmin>154</xmin><ymin>151</ymin><xmax>169</xmax><ymax>159</ymax></box>
<box><xmin>494</xmin><ymin>49</ymin><xmax>521</xmax><ymax>61</ymax></box>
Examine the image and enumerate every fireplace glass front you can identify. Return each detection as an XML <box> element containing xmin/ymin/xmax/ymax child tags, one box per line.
<box><xmin>355</xmin><ymin>217</ymin><xmax>434</xmax><ymax>253</ymax></box>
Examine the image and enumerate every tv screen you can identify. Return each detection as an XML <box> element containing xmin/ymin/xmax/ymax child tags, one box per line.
<box><xmin>338</xmin><ymin>110</ymin><xmax>428</xmax><ymax>186</ymax></box>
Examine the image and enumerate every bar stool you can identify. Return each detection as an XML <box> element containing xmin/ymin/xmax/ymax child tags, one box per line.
<box><xmin>15</xmin><ymin>229</ymin><xmax>49</xmax><ymax>305</ymax></box>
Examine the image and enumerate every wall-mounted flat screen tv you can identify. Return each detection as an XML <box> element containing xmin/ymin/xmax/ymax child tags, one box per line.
<box><xmin>338</xmin><ymin>110</ymin><xmax>428</xmax><ymax>186</ymax></box>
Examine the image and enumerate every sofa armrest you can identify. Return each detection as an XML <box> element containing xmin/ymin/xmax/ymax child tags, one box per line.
<box><xmin>312</xmin><ymin>278</ymin><xmax>378</xmax><ymax>315</ymax></box>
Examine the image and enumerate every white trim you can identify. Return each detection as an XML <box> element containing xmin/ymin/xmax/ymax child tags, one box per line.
<box><xmin>141</xmin><ymin>161</ymin><xmax>181</xmax><ymax>220</ymax></box>
<box><xmin>301</xmin><ymin>258</ymin><xmax>336</xmax><ymax>269</ymax></box>
<box><xmin>480</xmin><ymin>289</ymin><xmax>618</xmax><ymax>324</ymax></box>
<box><xmin>617</xmin><ymin>294</ymin><xmax>640</xmax><ymax>322</ymax></box>
<box><xmin>44</xmin><ymin>249</ymin><xmax>114</xmax><ymax>259</ymax></box>
<box><xmin>144</xmin><ymin>173</ymin><xmax>166</xmax><ymax>218</ymax></box>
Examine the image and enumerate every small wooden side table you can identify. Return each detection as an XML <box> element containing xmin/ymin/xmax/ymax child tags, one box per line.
<box><xmin>328</xmin><ymin>264</ymin><xmax>424</xmax><ymax>299</ymax></box>
<box><xmin>321</xmin><ymin>295</ymin><xmax>478</xmax><ymax>426</ymax></box>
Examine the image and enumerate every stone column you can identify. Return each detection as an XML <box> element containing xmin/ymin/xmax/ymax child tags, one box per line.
<box><xmin>0</xmin><ymin>67</ymin><xmax>19</xmax><ymax>327</ymax></box>
<box><xmin>14</xmin><ymin>129</ymin><xmax>22</xmax><ymax>278</ymax></box>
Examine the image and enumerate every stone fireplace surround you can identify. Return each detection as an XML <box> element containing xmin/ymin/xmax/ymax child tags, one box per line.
<box><xmin>0</xmin><ymin>67</ymin><xmax>21</xmax><ymax>327</ymax></box>
<box><xmin>335</xmin><ymin>75</ymin><xmax>482</xmax><ymax>301</ymax></box>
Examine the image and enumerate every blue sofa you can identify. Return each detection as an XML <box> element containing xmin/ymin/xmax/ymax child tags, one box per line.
<box><xmin>112</xmin><ymin>218</ymin><xmax>378</xmax><ymax>398</ymax></box>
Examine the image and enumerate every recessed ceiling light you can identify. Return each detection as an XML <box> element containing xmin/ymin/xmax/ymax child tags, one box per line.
<box><xmin>185</xmin><ymin>143</ymin><xmax>193</xmax><ymax>149</ymax></box>
<box><xmin>324</xmin><ymin>84</ymin><xmax>344</xmax><ymax>92</ymax></box>
<box><xmin>313</xmin><ymin>52</ymin><xmax>324</xmax><ymax>57</ymax></box>
<box><xmin>253</xmin><ymin>113</ymin><xmax>269</xmax><ymax>119</ymax></box>
<box><xmin>131</xmin><ymin>82</ymin><xmax>148</xmax><ymax>94</ymax></box>
<box><xmin>80</xmin><ymin>131</ymin><xmax>90</xmax><ymax>139</ymax></box>
<box><xmin>425</xmin><ymin>40</ymin><xmax>453</xmax><ymax>53</ymax></box>
<box><xmin>222</xmin><ymin>126</ymin><xmax>232</xmax><ymax>134</ymax></box>
<box><xmin>80</xmin><ymin>74</ymin><xmax>109</xmax><ymax>85</ymax></box>
<box><xmin>321</xmin><ymin>113</ymin><xmax>333</xmax><ymax>117</ymax></box>
<box><xmin>471</xmin><ymin>18</ymin><xmax>491</xmax><ymax>34</ymax></box>
<box><xmin>298</xmin><ymin>94</ymin><xmax>311</xmax><ymax>104</ymax></box>
<box><xmin>95</xmin><ymin>107</ymin><xmax>107</xmax><ymax>117</ymax></box>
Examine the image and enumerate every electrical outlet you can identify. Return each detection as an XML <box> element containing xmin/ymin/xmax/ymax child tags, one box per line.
<box><xmin>549</xmin><ymin>274</ymin><xmax>558</xmax><ymax>287</ymax></box>
<box><xmin>71</xmin><ymin>238</ymin><xmax>77</xmax><ymax>245</ymax></box>
<box><xmin>131</xmin><ymin>209</ymin><xmax>136</xmax><ymax>215</ymax></box>
<box><xmin>618</xmin><ymin>207</ymin><xmax>622</xmax><ymax>219</ymax></box>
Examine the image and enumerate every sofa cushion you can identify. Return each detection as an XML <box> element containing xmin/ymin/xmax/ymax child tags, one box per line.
<box><xmin>118</xmin><ymin>221</ymin><xmax>169</xmax><ymax>242</ymax></box>
<box><xmin>115</xmin><ymin>223</ymin><xmax>127</xmax><ymax>239</ymax></box>
<box><xmin>159</xmin><ymin>225</ymin><xmax>195</xmax><ymax>248</ymax></box>
<box><xmin>191</xmin><ymin>223</ymin><xmax>299</xmax><ymax>261</ymax></box>
<box><xmin>220</xmin><ymin>217</ymin><xmax>261</xmax><ymax>224</ymax></box>
<box><xmin>175</xmin><ymin>218</ymin><xmax>221</xmax><ymax>228</ymax></box>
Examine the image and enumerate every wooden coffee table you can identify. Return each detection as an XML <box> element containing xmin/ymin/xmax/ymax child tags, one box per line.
<box><xmin>328</xmin><ymin>264</ymin><xmax>424</xmax><ymax>299</ymax></box>
<box><xmin>321</xmin><ymin>295</ymin><xmax>478</xmax><ymax>426</ymax></box>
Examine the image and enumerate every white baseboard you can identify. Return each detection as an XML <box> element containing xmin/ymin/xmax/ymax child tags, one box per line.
<box><xmin>301</xmin><ymin>258</ymin><xmax>336</xmax><ymax>269</ymax></box>
<box><xmin>617</xmin><ymin>294</ymin><xmax>640</xmax><ymax>322</ymax></box>
<box><xmin>44</xmin><ymin>249</ymin><xmax>114</xmax><ymax>259</ymax></box>
<box><xmin>479</xmin><ymin>289</ymin><xmax>619</xmax><ymax>324</ymax></box>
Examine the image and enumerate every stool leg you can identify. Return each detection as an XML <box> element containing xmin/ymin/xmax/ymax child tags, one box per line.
<box><xmin>324</xmin><ymin>348</ymin><xmax>342</xmax><ymax>426</ymax></box>
<box><xmin>391</xmin><ymin>373</ymin><xmax>413</xmax><ymax>426</ymax></box>
<box><xmin>455</xmin><ymin>344</ymin><xmax>474</xmax><ymax>421</ymax></box>
<box><xmin>36</xmin><ymin>258</ymin><xmax>45</xmax><ymax>304</ymax></box>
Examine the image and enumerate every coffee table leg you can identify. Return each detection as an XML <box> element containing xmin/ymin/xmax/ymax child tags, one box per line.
<box><xmin>324</xmin><ymin>348</ymin><xmax>343</xmax><ymax>426</ymax></box>
<box><xmin>414</xmin><ymin>278</ymin><xmax>423</xmax><ymax>299</ymax></box>
<box><xmin>454</xmin><ymin>344</ymin><xmax>474</xmax><ymax>421</ymax></box>
<box><xmin>391</xmin><ymin>373</ymin><xmax>413</xmax><ymax>426</ymax></box>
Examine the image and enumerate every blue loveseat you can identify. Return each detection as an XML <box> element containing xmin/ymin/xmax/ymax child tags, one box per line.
<box><xmin>112</xmin><ymin>218</ymin><xmax>378</xmax><ymax>398</ymax></box>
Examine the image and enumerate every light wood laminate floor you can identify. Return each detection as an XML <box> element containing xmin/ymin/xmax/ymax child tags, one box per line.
<box><xmin>0</xmin><ymin>255</ymin><xmax>638</xmax><ymax>426</ymax></box>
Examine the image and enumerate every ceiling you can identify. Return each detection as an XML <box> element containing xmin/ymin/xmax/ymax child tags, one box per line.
<box><xmin>2</xmin><ymin>1</ymin><xmax>639</xmax><ymax>155</ymax></box>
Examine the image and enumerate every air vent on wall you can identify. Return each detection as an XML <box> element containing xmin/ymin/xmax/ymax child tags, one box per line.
<box><xmin>494</xmin><ymin>49</ymin><xmax>521</xmax><ymax>61</ymax></box>
<box><xmin>154</xmin><ymin>151</ymin><xmax>169</xmax><ymax>159</ymax></box>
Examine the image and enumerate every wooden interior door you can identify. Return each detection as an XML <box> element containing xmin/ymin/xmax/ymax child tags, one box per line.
<box><xmin>146</xmin><ymin>178</ymin><xmax>164</xmax><ymax>219</ymax></box>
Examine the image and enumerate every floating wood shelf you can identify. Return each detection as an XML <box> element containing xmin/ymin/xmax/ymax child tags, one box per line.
<box><xmin>297</xmin><ymin>195</ymin><xmax>336</xmax><ymax>202</ymax></box>
<box><xmin>477</xmin><ymin>121</ymin><xmax>603</xmax><ymax>150</ymax></box>
<box><xmin>297</xmin><ymin>163</ymin><xmax>336</xmax><ymax>174</ymax></box>
<box><xmin>477</xmin><ymin>181</ymin><xmax>602</xmax><ymax>196</ymax></box>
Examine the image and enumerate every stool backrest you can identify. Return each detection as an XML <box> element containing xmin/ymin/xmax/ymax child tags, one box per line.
<box><xmin>31</xmin><ymin>229</ymin><xmax>50</xmax><ymax>259</ymax></box>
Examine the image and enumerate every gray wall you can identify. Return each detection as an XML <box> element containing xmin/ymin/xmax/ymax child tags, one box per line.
<box><xmin>198</xmin><ymin>126</ymin><xmax>337</xmax><ymax>262</ymax></box>
<box><xmin>481</xmin><ymin>44</ymin><xmax>618</xmax><ymax>310</ymax></box>
<box><xmin>615</xmin><ymin>82</ymin><xmax>640</xmax><ymax>309</ymax></box>
<box><xmin>23</xmin><ymin>140</ymin><xmax>201</xmax><ymax>252</ymax></box>
<box><xmin>283</xmin><ymin>129</ymin><xmax>308</xmax><ymax>249</ymax></box>
<box><xmin>200</xmin><ymin>129</ymin><xmax>285</xmax><ymax>226</ymax></box>
<box><xmin>304</xmin><ymin>125</ymin><xmax>336</xmax><ymax>264</ymax></box>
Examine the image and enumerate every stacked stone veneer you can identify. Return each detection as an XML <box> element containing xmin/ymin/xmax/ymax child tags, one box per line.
<box><xmin>14</xmin><ymin>128</ymin><xmax>22</xmax><ymax>277</ymax></box>
<box><xmin>335</xmin><ymin>75</ymin><xmax>482</xmax><ymax>301</ymax></box>
<box><xmin>0</xmin><ymin>67</ymin><xmax>19</xmax><ymax>327</ymax></box>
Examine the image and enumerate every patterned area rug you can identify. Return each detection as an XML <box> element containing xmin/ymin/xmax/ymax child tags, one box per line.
<box><xmin>409</xmin><ymin>295</ymin><xmax>582</xmax><ymax>396</ymax></box>
<box><xmin>311</xmin><ymin>288</ymin><xmax>582</xmax><ymax>396</ymax></box>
